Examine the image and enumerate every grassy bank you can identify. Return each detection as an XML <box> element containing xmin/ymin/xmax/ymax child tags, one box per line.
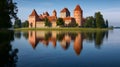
<box><xmin>14</xmin><ymin>27</ymin><xmax>113</xmax><ymax>31</ymax></box>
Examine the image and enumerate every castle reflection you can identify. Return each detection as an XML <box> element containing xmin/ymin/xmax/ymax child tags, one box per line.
<box><xmin>25</xmin><ymin>30</ymin><xmax>108</xmax><ymax>56</ymax></box>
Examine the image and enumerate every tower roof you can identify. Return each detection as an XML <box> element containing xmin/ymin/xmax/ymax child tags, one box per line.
<box><xmin>74</xmin><ymin>5</ymin><xmax>82</xmax><ymax>11</ymax></box>
<box><xmin>29</xmin><ymin>9</ymin><xmax>39</xmax><ymax>16</ymax></box>
<box><xmin>60</xmin><ymin>8</ymin><xmax>70</xmax><ymax>13</ymax></box>
<box><xmin>45</xmin><ymin>12</ymin><xmax>49</xmax><ymax>16</ymax></box>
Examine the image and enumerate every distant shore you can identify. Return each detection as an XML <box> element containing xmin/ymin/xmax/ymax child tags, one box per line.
<box><xmin>14</xmin><ymin>27</ymin><xmax>113</xmax><ymax>31</ymax></box>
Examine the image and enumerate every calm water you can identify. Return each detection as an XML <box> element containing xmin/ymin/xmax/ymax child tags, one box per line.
<box><xmin>0</xmin><ymin>29</ymin><xmax>120</xmax><ymax>67</ymax></box>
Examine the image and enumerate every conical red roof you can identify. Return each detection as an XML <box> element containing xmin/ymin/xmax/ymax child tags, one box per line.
<box><xmin>74</xmin><ymin>5</ymin><xmax>82</xmax><ymax>11</ymax></box>
<box><xmin>29</xmin><ymin>9</ymin><xmax>39</xmax><ymax>16</ymax></box>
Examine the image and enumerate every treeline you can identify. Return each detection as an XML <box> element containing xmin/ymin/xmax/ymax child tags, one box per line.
<box><xmin>14</xmin><ymin>19</ymin><xmax>29</xmax><ymax>28</ymax></box>
<box><xmin>83</xmin><ymin>12</ymin><xmax>108</xmax><ymax>28</ymax></box>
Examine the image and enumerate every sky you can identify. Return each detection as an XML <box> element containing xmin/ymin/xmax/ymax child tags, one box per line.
<box><xmin>14</xmin><ymin>0</ymin><xmax>120</xmax><ymax>27</ymax></box>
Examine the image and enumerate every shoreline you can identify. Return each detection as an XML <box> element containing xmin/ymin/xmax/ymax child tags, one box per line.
<box><xmin>14</xmin><ymin>27</ymin><xmax>113</xmax><ymax>31</ymax></box>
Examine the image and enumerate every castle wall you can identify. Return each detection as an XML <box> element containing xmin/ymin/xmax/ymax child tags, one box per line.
<box><xmin>60</xmin><ymin>12</ymin><xmax>66</xmax><ymax>18</ymax></box>
<box><xmin>51</xmin><ymin>21</ymin><xmax>57</xmax><ymax>27</ymax></box>
<box><xmin>36</xmin><ymin>21</ymin><xmax>45</xmax><ymax>28</ymax></box>
<box><xmin>64</xmin><ymin>20</ymin><xmax>71</xmax><ymax>25</ymax></box>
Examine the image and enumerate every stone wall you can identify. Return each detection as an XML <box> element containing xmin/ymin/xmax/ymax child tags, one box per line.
<box><xmin>36</xmin><ymin>21</ymin><xmax>45</xmax><ymax>28</ymax></box>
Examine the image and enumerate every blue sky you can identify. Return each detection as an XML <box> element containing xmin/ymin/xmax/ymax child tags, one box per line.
<box><xmin>14</xmin><ymin>0</ymin><xmax>120</xmax><ymax>26</ymax></box>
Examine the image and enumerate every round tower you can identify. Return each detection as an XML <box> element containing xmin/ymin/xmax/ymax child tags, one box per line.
<box><xmin>52</xmin><ymin>10</ymin><xmax>57</xmax><ymax>17</ymax></box>
<box><xmin>74</xmin><ymin>5</ymin><xmax>83</xmax><ymax>26</ymax></box>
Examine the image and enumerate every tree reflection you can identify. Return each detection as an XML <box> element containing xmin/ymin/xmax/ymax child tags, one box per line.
<box><xmin>14</xmin><ymin>31</ymin><xmax>21</xmax><ymax>39</ymax></box>
<box><xmin>45</xmin><ymin>32</ymin><xmax>52</xmax><ymax>40</ymax></box>
<box><xmin>57</xmin><ymin>32</ymin><xmax>65</xmax><ymax>41</ymax></box>
<box><xmin>83</xmin><ymin>32</ymin><xmax>94</xmax><ymax>42</ymax></box>
<box><xmin>83</xmin><ymin>31</ymin><xmax>109</xmax><ymax>49</ymax></box>
<box><xmin>23</xmin><ymin>32</ymin><xmax>28</xmax><ymax>39</ymax></box>
<box><xmin>0</xmin><ymin>30</ymin><xmax>19</xmax><ymax>67</ymax></box>
<box><xmin>94</xmin><ymin>31</ymin><xmax>108</xmax><ymax>48</ymax></box>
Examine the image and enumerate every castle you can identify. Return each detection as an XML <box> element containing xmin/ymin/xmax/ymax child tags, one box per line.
<box><xmin>28</xmin><ymin>5</ymin><xmax>83</xmax><ymax>28</ymax></box>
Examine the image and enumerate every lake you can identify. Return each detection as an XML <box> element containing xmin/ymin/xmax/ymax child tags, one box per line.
<box><xmin>0</xmin><ymin>29</ymin><xmax>120</xmax><ymax>67</ymax></box>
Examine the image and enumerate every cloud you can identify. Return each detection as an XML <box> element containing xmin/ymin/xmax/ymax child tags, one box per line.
<box><xmin>102</xmin><ymin>8</ymin><xmax>120</xmax><ymax>21</ymax></box>
<box><xmin>101</xmin><ymin>8</ymin><xmax>120</xmax><ymax>26</ymax></box>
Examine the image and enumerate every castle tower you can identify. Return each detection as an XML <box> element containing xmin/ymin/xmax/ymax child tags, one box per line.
<box><xmin>74</xmin><ymin>5</ymin><xmax>83</xmax><ymax>26</ymax></box>
<box><xmin>52</xmin><ymin>10</ymin><xmax>57</xmax><ymax>17</ymax></box>
<box><xmin>60</xmin><ymin>8</ymin><xmax>70</xmax><ymax>18</ymax></box>
<box><xmin>28</xmin><ymin>9</ymin><xmax>39</xmax><ymax>28</ymax></box>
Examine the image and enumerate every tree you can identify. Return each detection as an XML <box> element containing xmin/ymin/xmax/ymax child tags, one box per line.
<box><xmin>83</xmin><ymin>16</ymin><xmax>95</xmax><ymax>28</ymax></box>
<box><xmin>44</xmin><ymin>18</ymin><xmax>51</xmax><ymax>27</ymax></box>
<box><xmin>68</xmin><ymin>22</ymin><xmax>78</xmax><ymax>27</ymax></box>
<box><xmin>94</xmin><ymin>12</ymin><xmax>106</xmax><ymax>28</ymax></box>
<box><xmin>22</xmin><ymin>20</ymin><xmax>29</xmax><ymax>27</ymax></box>
<box><xmin>56</xmin><ymin>18</ymin><xmax>64</xmax><ymax>27</ymax></box>
<box><xmin>0</xmin><ymin>0</ymin><xmax>18</xmax><ymax>28</ymax></box>
<box><xmin>105</xmin><ymin>20</ymin><xmax>108</xmax><ymax>28</ymax></box>
<box><xmin>14</xmin><ymin>19</ymin><xmax>21</xmax><ymax>28</ymax></box>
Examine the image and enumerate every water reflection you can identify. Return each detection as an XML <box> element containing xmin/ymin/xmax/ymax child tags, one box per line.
<box><xmin>83</xmin><ymin>31</ymin><xmax>109</xmax><ymax>48</ymax></box>
<box><xmin>0</xmin><ymin>30</ymin><xmax>19</xmax><ymax>67</ymax></box>
<box><xmin>24</xmin><ymin>30</ymin><xmax>108</xmax><ymax>56</ymax></box>
<box><xmin>14</xmin><ymin>31</ymin><xmax>21</xmax><ymax>39</ymax></box>
<box><xmin>74</xmin><ymin>33</ymin><xmax>83</xmax><ymax>55</ymax></box>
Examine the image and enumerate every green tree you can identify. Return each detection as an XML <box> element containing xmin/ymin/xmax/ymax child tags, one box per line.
<box><xmin>94</xmin><ymin>12</ymin><xmax>106</xmax><ymax>28</ymax></box>
<box><xmin>22</xmin><ymin>20</ymin><xmax>29</xmax><ymax>27</ymax></box>
<box><xmin>83</xmin><ymin>16</ymin><xmax>95</xmax><ymax>28</ymax></box>
<box><xmin>68</xmin><ymin>22</ymin><xmax>78</xmax><ymax>27</ymax></box>
<box><xmin>56</xmin><ymin>18</ymin><xmax>64</xmax><ymax>27</ymax></box>
<box><xmin>45</xmin><ymin>18</ymin><xmax>51</xmax><ymax>27</ymax></box>
<box><xmin>0</xmin><ymin>0</ymin><xmax>18</xmax><ymax>28</ymax></box>
<box><xmin>14</xmin><ymin>19</ymin><xmax>21</xmax><ymax>28</ymax></box>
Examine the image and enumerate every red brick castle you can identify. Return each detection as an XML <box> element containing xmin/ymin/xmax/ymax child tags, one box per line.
<box><xmin>28</xmin><ymin>5</ymin><xmax>83</xmax><ymax>28</ymax></box>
